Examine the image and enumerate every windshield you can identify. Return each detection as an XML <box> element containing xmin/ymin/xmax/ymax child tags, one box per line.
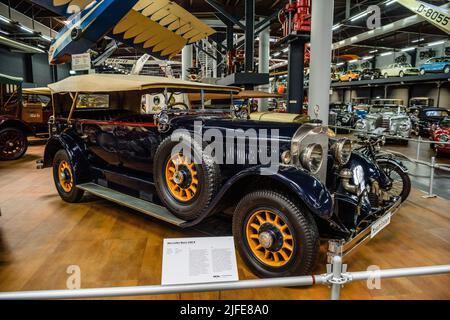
<box><xmin>371</xmin><ymin>106</ymin><xmax>405</xmax><ymax>113</ymax></box>
<box><xmin>426</xmin><ymin>110</ymin><xmax>448</xmax><ymax>118</ymax></box>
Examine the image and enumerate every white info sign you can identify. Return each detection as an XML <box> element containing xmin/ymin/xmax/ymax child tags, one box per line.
<box><xmin>161</xmin><ymin>236</ymin><xmax>239</xmax><ymax>286</ymax></box>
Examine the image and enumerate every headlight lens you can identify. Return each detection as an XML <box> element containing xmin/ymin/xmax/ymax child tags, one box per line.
<box><xmin>355</xmin><ymin>121</ymin><xmax>366</xmax><ymax>130</ymax></box>
<box><xmin>332</xmin><ymin>138</ymin><xmax>352</xmax><ymax>165</ymax></box>
<box><xmin>300</xmin><ymin>144</ymin><xmax>323</xmax><ymax>174</ymax></box>
<box><xmin>399</xmin><ymin>121</ymin><xmax>410</xmax><ymax>131</ymax></box>
<box><xmin>281</xmin><ymin>150</ymin><xmax>292</xmax><ymax>164</ymax></box>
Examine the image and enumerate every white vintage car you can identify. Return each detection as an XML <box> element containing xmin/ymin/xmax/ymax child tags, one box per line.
<box><xmin>381</xmin><ymin>63</ymin><xmax>420</xmax><ymax>78</ymax></box>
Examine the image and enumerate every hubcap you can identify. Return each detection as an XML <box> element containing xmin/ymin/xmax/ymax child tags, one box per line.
<box><xmin>258</xmin><ymin>231</ymin><xmax>274</xmax><ymax>249</ymax></box>
<box><xmin>245</xmin><ymin>210</ymin><xmax>295</xmax><ymax>268</ymax></box>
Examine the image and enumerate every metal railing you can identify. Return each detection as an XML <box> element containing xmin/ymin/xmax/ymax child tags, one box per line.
<box><xmin>0</xmin><ymin>255</ymin><xmax>448</xmax><ymax>300</ymax></box>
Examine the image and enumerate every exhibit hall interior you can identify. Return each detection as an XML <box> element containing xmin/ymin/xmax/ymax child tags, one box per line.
<box><xmin>0</xmin><ymin>0</ymin><xmax>449</xmax><ymax>306</ymax></box>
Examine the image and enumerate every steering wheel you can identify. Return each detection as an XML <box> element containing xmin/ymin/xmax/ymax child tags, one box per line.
<box><xmin>169</xmin><ymin>102</ymin><xmax>189</xmax><ymax>111</ymax></box>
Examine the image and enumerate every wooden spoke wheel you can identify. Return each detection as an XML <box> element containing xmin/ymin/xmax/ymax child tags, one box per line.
<box><xmin>165</xmin><ymin>153</ymin><xmax>199</xmax><ymax>202</ymax></box>
<box><xmin>245</xmin><ymin>209</ymin><xmax>295</xmax><ymax>268</ymax></box>
<box><xmin>58</xmin><ymin>160</ymin><xmax>74</xmax><ymax>193</ymax></box>
<box><xmin>233</xmin><ymin>190</ymin><xmax>319</xmax><ymax>278</ymax></box>
<box><xmin>52</xmin><ymin>149</ymin><xmax>84</xmax><ymax>203</ymax></box>
<box><xmin>0</xmin><ymin>128</ymin><xmax>28</xmax><ymax>161</ymax></box>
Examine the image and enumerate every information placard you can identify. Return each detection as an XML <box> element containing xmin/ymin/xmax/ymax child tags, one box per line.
<box><xmin>161</xmin><ymin>237</ymin><xmax>239</xmax><ymax>286</ymax></box>
<box><xmin>71</xmin><ymin>53</ymin><xmax>91</xmax><ymax>71</ymax></box>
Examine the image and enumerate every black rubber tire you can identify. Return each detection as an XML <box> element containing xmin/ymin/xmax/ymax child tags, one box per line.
<box><xmin>420</xmin><ymin>69</ymin><xmax>425</xmax><ymax>75</ymax></box>
<box><xmin>444</xmin><ymin>66</ymin><xmax>450</xmax><ymax>74</ymax></box>
<box><xmin>153</xmin><ymin>133</ymin><xmax>220</xmax><ymax>221</ymax></box>
<box><xmin>53</xmin><ymin>149</ymin><xmax>84</xmax><ymax>203</ymax></box>
<box><xmin>399</xmin><ymin>71</ymin><xmax>404</xmax><ymax>77</ymax></box>
<box><xmin>0</xmin><ymin>128</ymin><xmax>28</xmax><ymax>161</ymax></box>
<box><xmin>232</xmin><ymin>190</ymin><xmax>319</xmax><ymax>278</ymax></box>
<box><xmin>384</xmin><ymin>73</ymin><xmax>389</xmax><ymax>79</ymax></box>
<box><xmin>378</xmin><ymin>162</ymin><xmax>411</xmax><ymax>202</ymax></box>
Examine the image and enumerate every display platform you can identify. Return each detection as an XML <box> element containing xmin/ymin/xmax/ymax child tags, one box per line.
<box><xmin>0</xmin><ymin>145</ymin><xmax>449</xmax><ymax>300</ymax></box>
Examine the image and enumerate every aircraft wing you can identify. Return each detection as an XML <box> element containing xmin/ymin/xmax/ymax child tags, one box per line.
<box><xmin>32</xmin><ymin>0</ymin><xmax>215</xmax><ymax>63</ymax></box>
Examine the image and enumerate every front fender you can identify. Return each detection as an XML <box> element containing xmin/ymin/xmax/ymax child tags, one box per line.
<box><xmin>43</xmin><ymin>131</ymin><xmax>91</xmax><ymax>184</ymax></box>
<box><xmin>218</xmin><ymin>165</ymin><xmax>334</xmax><ymax>220</ymax></box>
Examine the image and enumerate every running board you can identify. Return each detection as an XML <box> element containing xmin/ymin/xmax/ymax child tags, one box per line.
<box><xmin>77</xmin><ymin>183</ymin><xmax>186</xmax><ymax>227</ymax></box>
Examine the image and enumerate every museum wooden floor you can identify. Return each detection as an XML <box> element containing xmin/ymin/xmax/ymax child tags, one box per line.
<box><xmin>0</xmin><ymin>144</ymin><xmax>449</xmax><ymax>300</ymax></box>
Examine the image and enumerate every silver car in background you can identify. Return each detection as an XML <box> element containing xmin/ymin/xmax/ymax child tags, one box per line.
<box><xmin>355</xmin><ymin>100</ymin><xmax>411</xmax><ymax>144</ymax></box>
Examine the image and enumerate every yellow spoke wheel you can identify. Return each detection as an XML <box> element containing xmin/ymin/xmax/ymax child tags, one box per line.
<box><xmin>165</xmin><ymin>153</ymin><xmax>199</xmax><ymax>202</ymax></box>
<box><xmin>245</xmin><ymin>209</ymin><xmax>295</xmax><ymax>268</ymax></box>
<box><xmin>58</xmin><ymin>160</ymin><xmax>74</xmax><ymax>193</ymax></box>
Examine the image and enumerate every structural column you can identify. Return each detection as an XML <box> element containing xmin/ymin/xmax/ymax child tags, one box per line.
<box><xmin>308</xmin><ymin>0</ymin><xmax>334</xmax><ymax>124</ymax></box>
<box><xmin>244</xmin><ymin>0</ymin><xmax>255</xmax><ymax>73</ymax></box>
<box><xmin>181</xmin><ymin>44</ymin><xmax>193</xmax><ymax>80</ymax></box>
<box><xmin>258</xmin><ymin>19</ymin><xmax>270</xmax><ymax>111</ymax></box>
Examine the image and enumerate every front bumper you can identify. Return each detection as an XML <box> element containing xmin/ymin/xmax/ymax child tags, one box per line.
<box><xmin>327</xmin><ymin>197</ymin><xmax>402</xmax><ymax>262</ymax></box>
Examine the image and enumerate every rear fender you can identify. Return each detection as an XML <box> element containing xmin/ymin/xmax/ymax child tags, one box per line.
<box><xmin>43</xmin><ymin>132</ymin><xmax>91</xmax><ymax>183</ymax></box>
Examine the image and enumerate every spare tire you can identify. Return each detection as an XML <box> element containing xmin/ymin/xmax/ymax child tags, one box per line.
<box><xmin>153</xmin><ymin>132</ymin><xmax>220</xmax><ymax>221</ymax></box>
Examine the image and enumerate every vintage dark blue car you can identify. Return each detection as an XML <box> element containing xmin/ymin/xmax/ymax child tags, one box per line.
<box><xmin>38</xmin><ymin>74</ymin><xmax>408</xmax><ymax>278</ymax></box>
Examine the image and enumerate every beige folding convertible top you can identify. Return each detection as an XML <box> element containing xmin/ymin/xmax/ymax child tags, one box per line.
<box><xmin>48</xmin><ymin>74</ymin><xmax>241</xmax><ymax>94</ymax></box>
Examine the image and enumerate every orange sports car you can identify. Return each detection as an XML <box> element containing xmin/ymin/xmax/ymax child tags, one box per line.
<box><xmin>339</xmin><ymin>70</ymin><xmax>361</xmax><ymax>82</ymax></box>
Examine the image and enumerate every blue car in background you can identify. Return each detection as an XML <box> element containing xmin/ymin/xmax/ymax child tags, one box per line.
<box><xmin>419</xmin><ymin>56</ymin><xmax>450</xmax><ymax>75</ymax></box>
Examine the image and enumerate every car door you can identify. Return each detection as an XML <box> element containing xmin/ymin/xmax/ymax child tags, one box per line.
<box><xmin>113</xmin><ymin>114</ymin><xmax>162</xmax><ymax>174</ymax></box>
<box><xmin>78</xmin><ymin>120</ymin><xmax>121</xmax><ymax>167</ymax></box>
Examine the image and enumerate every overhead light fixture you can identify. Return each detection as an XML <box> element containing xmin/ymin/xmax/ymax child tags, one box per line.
<box><xmin>385</xmin><ymin>0</ymin><xmax>397</xmax><ymax>6</ymax></box>
<box><xmin>349</xmin><ymin>59</ymin><xmax>358</xmax><ymax>63</ymax></box>
<box><xmin>336</xmin><ymin>62</ymin><xmax>345</xmax><ymax>66</ymax></box>
<box><xmin>0</xmin><ymin>15</ymin><xmax>11</xmax><ymax>24</ymax></box>
<box><xmin>282</xmin><ymin>47</ymin><xmax>289</xmax><ymax>53</ymax></box>
<box><xmin>20</xmin><ymin>25</ymin><xmax>34</xmax><ymax>33</ymax></box>
<box><xmin>332</xmin><ymin>24</ymin><xmax>342</xmax><ymax>31</ymax></box>
<box><xmin>401</xmin><ymin>47</ymin><xmax>415</xmax><ymax>52</ymax></box>
<box><xmin>273</xmin><ymin>52</ymin><xmax>281</xmax><ymax>57</ymax></box>
<box><xmin>0</xmin><ymin>35</ymin><xmax>44</xmax><ymax>53</ymax></box>
<box><xmin>0</xmin><ymin>29</ymin><xmax>9</xmax><ymax>35</ymax></box>
<box><xmin>427</xmin><ymin>40</ymin><xmax>445</xmax><ymax>47</ymax></box>
<box><xmin>369</xmin><ymin>49</ymin><xmax>378</xmax><ymax>53</ymax></box>
<box><xmin>363</xmin><ymin>56</ymin><xmax>374</xmax><ymax>60</ymax></box>
<box><xmin>412</xmin><ymin>38</ymin><xmax>424</xmax><ymax>43</ymax></box>
<box><xmin>381</xmin><ymin>51</ymin><xmax>393</xmax><ymax>56</ymax></box>
<box><xmin>350</xmin><ymin>11</ymin><xmax>369</xmax><ymax>22</ymax></box>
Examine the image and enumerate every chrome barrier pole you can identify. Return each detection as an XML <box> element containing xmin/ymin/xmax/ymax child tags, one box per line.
<box><xmin>416</xmin><ymin>136</ymin><xmax>421</xmax><ymax>161</ymax></box>
<box><xmin>0</xmin><ymin>263</ymin><xmax>449</xmax><ymax>300</ymax></box>
<box><xmin>423</xmin><ymin>156</ymin><xmax>437</xmax><ymax>199</ymax></box>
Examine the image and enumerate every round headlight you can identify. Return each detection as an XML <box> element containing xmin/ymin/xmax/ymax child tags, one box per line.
<box><xmin>281</xmin><ymin>150</ymin><xmax>292</xmax><ymax>164</ymax></box>
<box><xmin>399</xmin><ymin>122</ymin><xmax>410</xmax><ymax>131</ymax></box>
<box><xmin>300</xmin><ymin>144</ymin><xmax>323</xmax><ymax>174</ymax></box>
<box><xmin>355</xmin><ymin>121</ymin><xmax>366</xmax><ymax>130</ymax></box>
<box><xmin>332</xmin><ymin>139</ymin><xmax>352</xmax><ymax>165</ymax></box>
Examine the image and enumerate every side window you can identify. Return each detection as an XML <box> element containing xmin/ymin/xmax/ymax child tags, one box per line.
<box><xmin>76</xmin><ymin>94</ymin><xmax>110</xmax><ymax>109</ymax></box>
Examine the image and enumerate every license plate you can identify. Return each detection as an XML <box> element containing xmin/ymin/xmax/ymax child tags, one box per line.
<box><xmin>370</xmin><ymin>213</ymin><xmax>391</xmax><ymax>238</ymax></box>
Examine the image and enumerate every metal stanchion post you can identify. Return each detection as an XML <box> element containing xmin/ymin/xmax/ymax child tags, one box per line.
<box><xmin>330</xmin><ymin>255</ymin><xmax>343</xmax><ymax>300</ymax></box>
<box><xmin>416</xmin><ymin>136</ymin><xmax>421</xmax><ymax>161</ymax></box>
<box><xmin>423</xmin><ymin>156</ymin><xmax>437</xmax><ymax>199</ymax></box>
